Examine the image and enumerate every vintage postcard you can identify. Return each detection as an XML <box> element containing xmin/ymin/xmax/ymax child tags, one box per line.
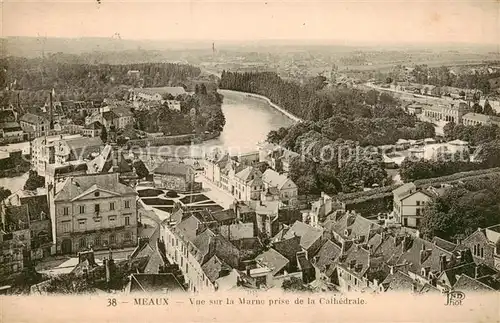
<box><xmin>1</xmin><ymin>0</ymin><xmax>499</xmax><ymax>322</ymax></box>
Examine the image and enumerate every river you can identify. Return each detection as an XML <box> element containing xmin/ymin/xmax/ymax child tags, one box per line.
<box><xmin>138</xmin><ymin>89</ymin><xmax>296</xmax><ymax>158</ymax></box>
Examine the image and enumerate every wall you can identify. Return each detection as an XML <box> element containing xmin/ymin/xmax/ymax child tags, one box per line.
<box><xmin>220</xmin><ymin>223</ymin><xmax>254</xmax><ymax>241</ymax></box>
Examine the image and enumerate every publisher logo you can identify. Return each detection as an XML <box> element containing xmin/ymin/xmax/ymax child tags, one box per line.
<box><xmin>445</xmin><ymin>291</ymin><xmax>465</xmax><ymax>306</ymax></box>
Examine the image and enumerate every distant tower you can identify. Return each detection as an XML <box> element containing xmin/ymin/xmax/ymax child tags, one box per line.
<box><xmin>212</xmin><ymin>42</ymin><xmax>216</xmax><ymax>56</ymax></box>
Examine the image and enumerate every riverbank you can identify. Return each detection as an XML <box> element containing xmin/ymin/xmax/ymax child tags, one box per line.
<box><xmin>127</xmin><ymin>131</ymin><xmax>220</xmax><ymax>148</ymax></box>
<box><xmin>219</xmin><ymin>89</ymin><xmax>302</xmax><ymax>123</ymax></box>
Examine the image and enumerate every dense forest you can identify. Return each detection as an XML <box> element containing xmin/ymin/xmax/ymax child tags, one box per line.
<box><xmin>0</xmin><ymin>55</ymin><xmax>202</xmax><ymax>107</ymax></box>
<box><xmin>421</xmin><ymin>175</ymin><xmax>500</xmax><ymax>241</ymax></box>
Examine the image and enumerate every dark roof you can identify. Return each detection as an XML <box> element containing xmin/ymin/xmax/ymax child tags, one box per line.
<box><xmin>54</xmin><ymin>173</ymin><xmax>137</xmax><ymax>201</ymax></box>
<box><xmin>0</xmin><ymin>122</ymin><xmax>22</xmax><ymax>132</ymax></box>
<box><xmin>279</xmin><ymin>221</ymin><xmax>323</xmax><ymax>250</ymax></box>
<box><xmin>453</xmin><ymin>274</ymin><xmax>495</xmax><ymax>292</ymax></box>
<box><xmin>431</xmin><ymin>237</ymin><xmax>457</xmax><ymax>252</ymax></box>
<box><xmin>111</xmin><ymin>106</ymin><xmax>133</xmax><ymax>118</ymax></box>
<box><xmin>102</xmin><ymin>110</ymin><xmax>118</xmax><ymax>121</ymax></box>
<box><xmin>201</xmin><ymin>255</ymin><xmax>232</xmax><ymax>283</ymax></box>
<box><xmin>0</xmin><ymin>110</ymin><xmax>15</xmax><ymax>122</ymax></box>
<box><xmin>297</xmin><ymin>252</ymin><xmax>313</xmax><ymax>270</ymax></box>
<box><xmin>153</xmin><ymin>161</ymin><xmax>193</xmax><ymax>176</ymax></box>
<box><xmin>85</xmin><ymin>121</ymin><xmax>103</xmax><ymax>130</ymax></box>
<box><xmin>314</xmin><ymin>240</ymin><xmax>342</xmax><ymax>272</ymax></box>
<box><xmin>128</xmin><ymin>273</ymin><xmax>185</xmax><ymax>293</ymax></box>
<box><xmin>66</xmin><ymin>136</ymin><xmax>103</xmax><ymax>151</ymax></box>
<box><xmin>273</xmin><ymin>236</ymin><xmax>302</xmax><ymax>264</ymax></box>
<box><xmin>211</xmin><ymin>209</ymin><xmax>237</xmax><ymax>223</ymax></box>
<box><xmin>255</xmin><ymin>248</ymin><xmax>289</xmax><ymax>276</ymax></box>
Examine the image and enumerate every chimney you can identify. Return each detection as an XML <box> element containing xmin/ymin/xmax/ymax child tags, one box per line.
<box><xmin>474</xmin><ymin>266</ymin><xmax>479</xmax><ymax>279</ymax></box>
<box><xmin>402</xmin><ymin>236</ymin><xmax>411</xmax><ymax>252</ymax></box>
<box><xmin>439</xmin><ymin>254</ymin><xmax>447</xmax><ymax>272</ymax></box>
<box><xmin>420</xmin><ymin>249</ymin><xmax>431</xmax><ymax>264</ymax></box>
<box><xmin>389</xmin><ymin>265</ymin><xmax>395</xmax><ymax>275</ymax></box>
<box><xmin>49</xmin><ymin>90</ymin><xmax>54</xmax><ymax>130</ymax></box>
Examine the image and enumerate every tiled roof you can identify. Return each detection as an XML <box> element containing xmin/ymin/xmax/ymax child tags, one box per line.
<box><xmin>314</xmin><ymin>240</ymin><xmax>342</xmax><ymax>272</ymax></box>
<box><xmin>201</xmin><ymin>255</ymin><xmax>232</xmax><ymax>283</ymax></box>
<box><xmin>153</xmin><ymin>161</ymin><xmax>193</xmax><ymax>176</ymax></box>
<box><xmin>211</xmin><ymin>209</ymin><xmax>236</xmax><ymax>223</ymax></box>
<box><xmin>431</xmin><ymin>237</ymin><xmax>457</xmax><ymax>252</ymax></box>
<box><xmin>392</xmin><ymin>183</ymin><xmax>416</xmax><ymax>199</ymax></box>
<box><xmin>111</xmin><ymin>106</ymin><xmax>134</xmax><ymax>118</ymax></box>
<box><xmin>453</xmin><ymin>274</ymin><xmax>494</xmax><ymax>292</ymax></box>
<box><xmin>0</xmin><ymin>122</ymin><xmax>22</xmax><ymax>131</ymax></box>
<box><xmin>54</xmin><ymin>173</ymin><xmax>136</xmax><ymax>201</ymax></box>
<box><xmin>272</xmin><ymin>236</ymin><xmax>302</xmax><ymax>264</ymax></box>
<box><xmin>192</xmin><ymin>228</ymin><xmax>217</xmax><ymax>264</ymax></box>
<box><xmin>128</xmin><ymin>273</ymin><xmax>185</xmax><ymax>293</ymax></box>
<box><xmin>84</xmin><ymin>121</ymin><xmax>103</xmax><ymax>130</ymax></box>
<box><xmin>176</xmin><ymin>214</ymin><xmax>203</xmax><ymax>243</ymax></box>
<box><xmin>280</xmin><ymin>221</ymin><xmax>323</xmax><ymax>251</ymax></box>
<box><xmin>262</xmin><ymin>169</ymin><xmax>291</xmax><ymax>190</ymax></box>
<box><xmin>20</xmin><ymin>113</ymin><xmax>48</xmax><ymax>125</ymax></box>
<box><xmin>65</xmin><ymin>136</ymin><xmax>103</xmax><ymax>151</ymax></box>
<box><xmin>255</xmin><ymin>248</ymin><xmax>289</xmax><ymax>276</ymax></box>
<box><xmin>324</xmin><ymin>211</ymin><xmax>381</xmax><ymax>242</ymax></box>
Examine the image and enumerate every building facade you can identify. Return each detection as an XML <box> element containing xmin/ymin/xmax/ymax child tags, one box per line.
<box><xmin>49</xmin><ymin>173</ymin><xmax>138</xmax><ymax>254</ymax></box>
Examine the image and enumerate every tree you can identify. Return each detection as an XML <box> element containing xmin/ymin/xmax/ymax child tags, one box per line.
<box><xmin>24</xmin><ymin>170</ymin><xmax>45</xmax><ymax>191</ymax></box>
<box><xmin>476</xmin><ymin>140</ymin><xmax>500</xmax><ymax>168</ymax></box>
<box><xmin>100</xmin><ymin>125</ymin><xmax>108</xmax><ymax>143</ymax></box>
<box><xmin>472</xmin><ymin>103</ymin><xmax>483</xmax><ymax>114</ymax></box>
<box><xmin>281</xmin><ymin>276</ymin><xmax>312</xmax><ymax>292</ymax></box>
<box><xmin>483</xmin><ymin>100</ymin><xmax>495</xmax><ymax>116</ymax></box>
<box><xmin>421</xmin><ymin>180</ymin><xmax>500</xmax><ymax>241</ymax></box>
<box><xmin>0</xmin><ymin>187</ymin><xmax>12</xmax><ymax>201</ymax></box>
<box><xmin>44</xmin><ymin>273</ymin><xmax>96</xmax><ymax>294</ymax></box>
<box><xmin>133</xmin><ymin>160</ymin><xmax>149</xmax><ymax>179</ymax></box>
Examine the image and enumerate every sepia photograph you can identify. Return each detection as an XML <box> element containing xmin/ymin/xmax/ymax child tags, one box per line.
<box><xmin>1</xmin><ymin>0</ymin><xmax>499</xmax><ymax>322</ymax></box>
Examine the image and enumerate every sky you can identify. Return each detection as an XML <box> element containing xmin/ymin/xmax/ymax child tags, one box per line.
<box><xmin>2</xmin><ymin>0</ymin><xmax>499</xmax><ymax>45</ymax></box>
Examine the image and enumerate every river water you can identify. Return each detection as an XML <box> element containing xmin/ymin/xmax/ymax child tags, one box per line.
<box><xmin>139</xmin><ymin>89</ymin><xmax>296</xmax><ymax>158</ymax></box>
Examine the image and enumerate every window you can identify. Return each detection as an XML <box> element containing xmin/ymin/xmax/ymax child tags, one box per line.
<box><xmin>95</xmin><ymin>236</ymin><xmax>101</xmax><ymax>246</ymax></box>
<box><xmin>186</xmin><ymin>263</ymin><xmax>188</xmax><ymax>273</ymax></box>
<box><xmin>110</xmin><ymin>202</ymin><xmax>115</xmax><ymax>211</ymax></box>
<box><xmin>124</xmin><ymin>200</ymin><xmax>130</xmax><ymax>209</ymax></box>
<box><xmin>480</xmin><ymin>247</ymin><xmax>484</xmax><ymax>258</ymax></box>
<box><xmin>108</xmin><ymin>216</ymin><xmax>116</xmax><ymax>222</ymax></box>
<box><xmin>63</xmin><ymin>207</ymin><xmax>69</xmax><ymax>216</ymax></box>
<box><xmin>79</xmin><ymin>205</ymin><xmax>85</xmax><ymax>214</ymax></box>
<box><xmin>109</xmin><ymin>234</ymin><xmax>116</xmax><ymax>244</ymax></box>
<box><xmin>94</xmin><ymin>204</ymin><xmax>100</xmax><ymax>213</ymax></box>
<box><xmin>79</xmin><ymin>237</ymin><xmax>87</xmax><ymax>249</ymax></box>
<box><xmin>94</xmin><ymin>192</ymin><xmax>100</xmax><ymax>197</ymax></box>
<box><xmin>416</xmin><ymin>209</ymin><xmax>421</xmax><ymax>216</ymax></box>
<box><xmin>62</xmin><ymin>221</ymin><xmax>71</xmax><ymax>233</ymax></box>
<box><xmin>474</xmin><ymin>245</ymin><xmax>477</xmax><ymax>256</ymax></box>
<box><xmin>124</xmin><ymin>232</ymin><xmax>132</xmax><ymax>241</ymax></box>
<box><xmin>125</xmin><ymin>216</ymin><xmax>130</xmax><ymax>226</ymax></box>
<box><xmin>78</xmin><ymin>219</ymin><xmax>86</xmax><ymax>229</ymax></box>
<box><xmin>416</xmin><ymin>201</ymin><xmax>421</xmax><ymax>206</ymax></box>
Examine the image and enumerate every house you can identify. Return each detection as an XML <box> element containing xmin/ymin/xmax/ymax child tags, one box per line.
<box><xmin>462</xmin><ymin>113</ymin><xmax>500</xmax><ymax>127</ymax></box>
<box><xmin>233</xmin><ymin>166</ymin><xmax>263</xmax><ymax>201</ymax></box>
<box><xmin>83</xmin><ymin>121</ymin><xmax>103</xmax><ymax>138</ymax></box>
<box><xmin>462</xmin><ymin>225</ymin><xmax>500</xmax><ymax>271</ymax></box>
<box><xmin>0</xmin><ymin>122</ymin><xmax>23</xmax><ymax>143</ymax></box>
<box><xmin>2</xmin><ymin>188</ymin><xmax>52</xmax><ymax>259</ymax></box>
<box><xmin>132</xmin><ymin>87</ymin><xmax>187</xmax><ymax>101</ymax></box>
<box><xmin>52</xmin><ymin>136</ymin><xmax>103</xmax><ymax>165</ymax></box>
<box><xmin>303</xmin><ymin>192</ymin><xmax>333</xmax><ymax>228</ymax></box>
<box><xmin>48</xmin><ymin>172</ymin><xmax>138</xmax><ymax>254</ymax></box>
<box><xmin>273</xmin><ymin>221</ymin><xmax>324</xmax><ymax>258</ymax></box>
<box><xmin>249</xmin><ymin>200</ymin><xmax>281</xmax><ymax>237</ymax></box>
<box><xmin>261</xmin><ymin>169</ymin><xmax>298</xmax><ymax>206</ymax></box>
<box><xmin>110</xmin><ymin>106</ymin><xmax>134</xmax><ymax>129</ymax></box>
<box><xmin>311</xmin><ymin>239</ymin><xmax>342</xmax><ymax>286</ymax></box>
<box><xmin>19</xmin><ymin>113</ymin><xmax>50</xmax><ymax>138</ymax></box>
<box><xmin>0</xmin><ymin>205</ymin><xmax>31</xmax><ymax>277</ymax></box>
<box><xmin>160</xmin><ymin>211</ymin><xmax>240</xmax><ymax>293</ymax></box>
<box><xmin>392</xmin><ymin>184</ymin><xmax>433</xmax><ymax>228</ymax></box>
<box><xmin>153</xmin><ymin>161</ymin><xmax>197</xmax><ymax>192</ymax></box>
